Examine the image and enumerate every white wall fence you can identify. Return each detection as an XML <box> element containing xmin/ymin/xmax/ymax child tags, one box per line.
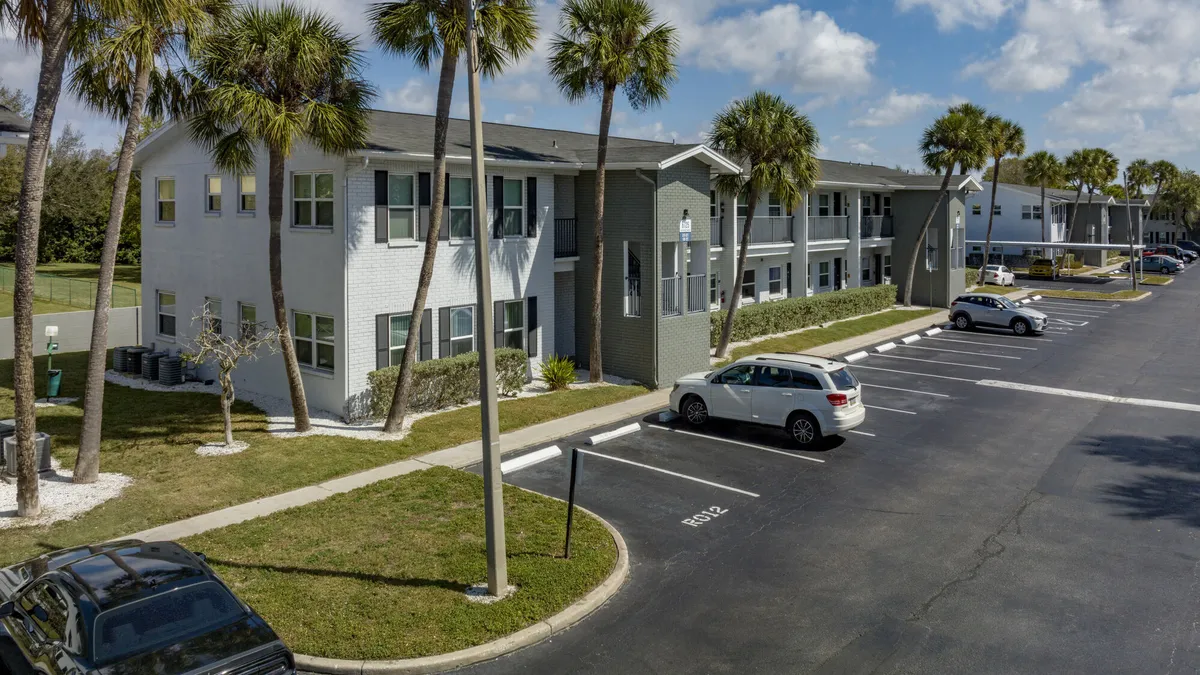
<box><xmin>0</xmin><ymin>307</ymin><xmax>142</xmax><ymax>359</ymax></box>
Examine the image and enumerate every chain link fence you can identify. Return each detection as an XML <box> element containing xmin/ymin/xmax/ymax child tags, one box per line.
<box><xmin>0</xmin><ymin>266</ymin><xmax>139</xmax><ymax>310</ymax></box>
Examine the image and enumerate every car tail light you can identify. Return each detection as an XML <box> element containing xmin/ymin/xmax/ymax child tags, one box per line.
<box><xmin>826</xmin><ymin>393</ymin><xmax>848</xmax><ymax>407</ymax></box>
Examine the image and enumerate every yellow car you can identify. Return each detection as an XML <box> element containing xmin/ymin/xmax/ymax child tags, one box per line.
<box><xmin>1029</xmin><ymin>258</ymin><xmax>1058</xmax><ymax>279</ymax></box>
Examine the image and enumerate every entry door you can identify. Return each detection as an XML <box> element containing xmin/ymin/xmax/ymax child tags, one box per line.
<box><xmin>834</xmin><ymin>258</ymin><xmax>843</xmax><ymax>290</ymax></box>
<box><xmin>874</xmin><ymin>253</ymin><xmax>883</xmax><ymax>284</ymax></box>
<box><xmin>750</xmin><ymin>366</ymin><xmax>794</xmax><ymax>426</ymax></box>
<box><xmin>708</xmin><ymin>365</ymin><xmax>754</xmax><ymax>421</ymax></box>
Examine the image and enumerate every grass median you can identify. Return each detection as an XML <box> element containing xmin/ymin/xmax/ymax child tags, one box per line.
<box><xmin>0</xmin><ymin>290</ymin><xmax>81</xmax><ymax>317</ymax></box>
<box><xmin>0</xmin><ymin>350</ymin><xmax>648</xmax><ymax>566</ymax></box>
<box><xmin>724</xmin><ymin>308</ymin><xmax>942</xmax><ymax>364</ymax></box>
<box><xmin>185</xmin><ymin>466</ymin><xmax>618</xmax><ymax>660</ymax></box>
<box><xmin>1036</xmin><ymin>289</ymin><xmax>1150</xmax><ymax>301</ymax></box>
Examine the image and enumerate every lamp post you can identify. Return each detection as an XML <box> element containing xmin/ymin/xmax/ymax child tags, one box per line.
<box><xmin>465</xmin><ymin>0</ymin><xmax>508</xmax><ymax>597</ymax></box>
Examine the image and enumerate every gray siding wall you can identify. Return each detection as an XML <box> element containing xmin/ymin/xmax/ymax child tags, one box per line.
<box><xmin>1067</xmin><ymin>200</ymin><xmax>1110</xmax><ymax>265</ymax></box>
<box><xmin>655</xmin><ymin>158</ymin><xmax>712</xmax><ymax>386</ymax></box>
<box><xmin>891</xmin><ymin>190</ymin><xmax>964</xmax><ymax>308</ymax></box>
<box><xmin>554</xmin><ymin>175</ymin><xmax>576</xmax><ymax>221</ymax></box>
<box><xmin>554</xmin><ymin>271</ymin><xmax>575</xmax><ymax>359</ymax></box>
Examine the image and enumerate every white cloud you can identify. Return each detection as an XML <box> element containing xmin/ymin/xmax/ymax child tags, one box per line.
<box><xmin>502</xmin><ymin>106</ymin><xmax>536</xmax><ymax>125</ymax></box>
<box><xmin>895</xmin><ymin>0</ymin><xmax>1015</xmax><ymax>31</ymax></box>
<box><xmin>848</xmin><ymin>138</ymin><xmax>878</xmax><ymax>157</ymax></box>
<box><xmin>492</xmin><ymin>80</ymin><xmax>544</xmax><ymax>103</ymax></box>
<box><xmin>381</xmin><ymin>79</ymin><xmax>436</xmax><ymax>115</ymax></box>
<box><xmin>616</xmin><ymin>120</ymin><xmax>680</xmax><ymax>143</ymax></box>
<box><xmin>850</xmin><ymin>89</ymin><xmax>965</xmax><ymax>128</ymax></box>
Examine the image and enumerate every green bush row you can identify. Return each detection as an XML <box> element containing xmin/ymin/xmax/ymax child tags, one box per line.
<box><xmin>366</xmin><ymin>348</ymin><xmax>528</xmax><ymax>419</ymax></box>
<box><xmin>710</xmin><ymin>284</ymin><xmax>898</xmax><ymax>346</ymax></box>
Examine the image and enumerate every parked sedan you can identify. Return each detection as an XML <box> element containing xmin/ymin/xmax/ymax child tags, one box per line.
<box><xmin>0</xmin><ymin>540</ymin><xmax>295</xmax><ymax>675</ymax></box>
<box><xmin>1127</xmin><ymin>255</ymin><xmax>1185</xmax><ymax>274</ymax></box>
<box><xmin>980</xmin><ymin>264</ymin><xmax>1015</xmax><ymax>286</ymax></box>
<box><xmin>950</xmin><ymin>293</ymin><xmax>1048</xmax><ymax>336</ymax></box>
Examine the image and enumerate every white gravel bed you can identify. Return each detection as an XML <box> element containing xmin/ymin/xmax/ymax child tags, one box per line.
<box><xmin>0</xmin><ymin>459</ymin><xmax>132</xmax><ymax>530</ymax></box>
<box><xmin>464</xmin><ymin>583</ymin><xmax>518</xmax><ymax>604</ymax></box>
<box><xmin>195</xmin><ymin>440</ymin><xmax>249</xmax><ymax>457</ymax></box>
<box><xmin>35</xmin><ymin>397</ymin><xmax>79</xmax><ymax>408</ymax></box>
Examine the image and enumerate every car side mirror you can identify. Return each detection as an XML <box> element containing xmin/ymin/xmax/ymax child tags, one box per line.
<box><xmin>0</xmin><ymin>601</ymin><xmax>13</xmax><ymax>619</ymax></box>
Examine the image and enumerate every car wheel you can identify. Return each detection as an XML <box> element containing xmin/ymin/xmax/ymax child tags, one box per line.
<box><xmin>787</xmin><ymin>411</ymin><xmax>821</xmax><ymax>448</ymax></box>
<box><xmin>1162</xmin><ymin>266</ymin><xmax>1171</xmax><ymax>275</ymax></box>
<box><xmin>953</xmin><ymin>313</ymin><xmax>972</xmax><ymax>330</ymax></box>
<box><xmin>1012</xmin><ymin>318</ymin><xmax>1031</xmax><ymax>336</ymax></box>
<box><xmin>682</xmin><ymin>395</ymin><xmax>708</xmax><ymax>426</ymax></box>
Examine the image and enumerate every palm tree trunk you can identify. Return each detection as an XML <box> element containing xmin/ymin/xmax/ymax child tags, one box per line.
<box><xmin>588</xmin><ymin>83</ymin><xmax>615</xmax><ymax>384</ymax></box>
<box><xmin>980</xmin><ymin>156</ymin><xmax>1001</xmax><ymax>284</ymax></box>
<box><xmin>13</xmin><ymin>0</ymin><xmax>74</xmax><ymax>517</ymax></box>
<box><xmin>902</xmin><ymin>170</ymin><xmax>954</xmax><ymax>307</ymax></box>
<box><xmin>715</xmin><ymin>188</ymin><xmax>760</xmax><ymax>358</ymax></box>
<box><xmin>382</xmin><ymin>52</ymin><xmax>458</xmax><ymax>433</ymax></box>
<box><xmin>1064</xmin><ymin>184</ymin><xmax>1084</xmax><ymax>260</ymax></box>
<box><xmin>268</xmin><ymin>145</ymin><xmax>311</xmax><ymax>432</ymax></box>
<box><xmin>74</xmin><ymin>57</ymin><xmax>151</xmax><ymax>484</ymax></box>
<box><xmin>1040</xmin><ymin>183</ymin><xmax>1046</xmax><ymax>244</ymax></box>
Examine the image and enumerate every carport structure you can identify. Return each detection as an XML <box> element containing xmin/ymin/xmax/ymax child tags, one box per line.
<box><xmin>968</xmin><ymin>240</ymin><xmax>1148</xmax><ymax>284</ymax></box>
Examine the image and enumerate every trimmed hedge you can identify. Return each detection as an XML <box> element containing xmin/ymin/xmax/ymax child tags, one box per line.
<box><xmin>710</xmin><ymin>284</ymin><xmax>898</xmax><ymax>346</ymax></box>
<box><xmin>366</xmin><ymin>348</ymin><xmax>528</xmax><ymax>419</ymax></box>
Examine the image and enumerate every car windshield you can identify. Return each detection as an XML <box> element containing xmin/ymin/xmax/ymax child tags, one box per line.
<box><xmin>996</xmin><ymin>297</ymin><xmax>1019</xmax><ymax>309</ymax></box>
<box><xmin>828</xmin><ymin>368</ymin><xmax>859</xmax><ymax>391</ymax></box>
<box><xmin>985</xmin><ymin>265</ymin><xmax>1001</xmax><ymax>271</ymax></box>
<box><xmin>92</xmin><ymin>581</ymin><xmax>244</xmax><ymax>666</ymax></box>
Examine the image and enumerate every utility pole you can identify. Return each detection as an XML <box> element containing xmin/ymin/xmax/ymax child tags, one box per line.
<box><xmin>465</xmin><ymin>0</ymin><xmax>507</xmax><ymax>596</ymax></box>
<box><xmin>1123</xmin><ymin>171</ymin><xmax>1138</xmax><ymax>292</ymax></box>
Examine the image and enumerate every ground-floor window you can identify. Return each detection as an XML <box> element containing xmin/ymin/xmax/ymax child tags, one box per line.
<box><xmin>450</xmin><ymin>305</ymin><xmax>475</xmax><ymax>356</ymax></box>
<box><xmin>238</xmin><ymin>302</ymin><xmax>256</xmax><ymax>338</ymax></box>
<box><xmin>709</xmin><ymin>271</ymin><xmax>720</xmax><ymax>306</ymax></box>
<box><xmin>768</xmin><ymin>266</ymin><xmax>782</xmax><ymax>295</ymax></box>
<box><xmin>741</xmin><ymin>269</ymin><xmax>756</xmax><ymax>300</ymax></box>
<box><xmin>818</xmin><ymin>261</ymin><xmax>830</xmax><ymax>288</ymax></box>
<box><xmin>389</xmin><ymin>312</ymin><xmax>411</xmax><ymax>366</ymax></box>
<box><xmin>884</xmin><ymin>255</ymin><xmax>892</xmax><ymax>278</ymax></box>
<box><xmin>204</xmin><ymin>297</ymin><xmax>222</xmax><ymax>334</ymax></box>
<box><xmin>861</xmin><ymin>257</ymin><xmax>870</xmax><ymax>282</ymax></box>
<box><xmin>293</xmin><ymin>310</ymin><xmax>335</xmax><ymax>372</ymax></box>
<box><xmin>157</xmin><ymin>291</ymin><xmax>175</xmax><ymax>337</ymax></box>
<box><xmin>502</xmin><ymin>300</ymin><xmax>524</xmax><ymax>350</ymax></box>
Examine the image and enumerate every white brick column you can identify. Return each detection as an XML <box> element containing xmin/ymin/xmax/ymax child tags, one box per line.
<box><xmin>718</xmin><ymin>190</ymin><xmax>739</xmax><ymax>310</ymax></box>
<box><xmin>848</xmin><ymin>189</ymin><xmax>863</xmax><ymax>288</ymax></box>
<box><xmin>792</xmin><ymin>190</ymin><xmax>809</xmax><ymax>297</ymax></box>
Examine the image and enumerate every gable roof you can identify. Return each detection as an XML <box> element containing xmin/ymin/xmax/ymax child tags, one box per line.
<box><xmin>0</xmin><ymin>103</ymin><xmax>30</xmax><ymax>135</ymax></box>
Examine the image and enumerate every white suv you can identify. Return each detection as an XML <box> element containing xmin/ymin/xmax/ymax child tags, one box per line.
<box><xmin>669</xmin><ymin>354</ymin><xmax>866</xmax><ymax>448</ymax></box>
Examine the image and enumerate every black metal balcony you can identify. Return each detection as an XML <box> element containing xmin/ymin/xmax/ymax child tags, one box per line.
<box><xmin>861</xmin><ymin>215</ymin><xmax>895</xmax><ymax>238</ymax></box>
<box><xmin>736</xmin><ymin>216</ymin><xmax>794</xmax><ymax>244</ymax></box>
<box><xmin>554</xmin><ymin>218</ymin><xmax>577</xmax><ymax>258</ymax></box>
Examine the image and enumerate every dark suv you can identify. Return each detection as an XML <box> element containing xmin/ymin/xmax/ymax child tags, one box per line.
<box><xmin>0</xmin><ymin>541</ymin><xmax>294</xmax><ymax>675</ymax></box>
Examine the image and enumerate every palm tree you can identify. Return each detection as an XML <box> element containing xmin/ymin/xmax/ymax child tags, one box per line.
<box><xmin>978</xmin><ymin>116</ymin><xmax>1025</xmax><ymax>282</ymax></box>
<box><xmin>1148</xmin><ymin>159</ymin><xmax>1179</xmax><ymax>216</ymax></box>
<box><xmin>902</xmin><ymin>111</ymin><xmax>987</xmax><ymax>307</ymax></box>
<box><xmin>1062</xmin><ymin>149</ymin><xmax>1089</xmax><ymax>251</ymax></box>
<box><xmin>1023</xmin><ymin>151</ymin><xmax>1063</xmax><ymax>245</ymax></box>
<box><xmin>68</xmin><ymin>0</ymin><xmax>227</xmax><ymax>484</ymax></box>
<box><xmin>548</xmin><ymin>0</ymin><xmax>677</xmax><ymax>382</ymax></box>
<box><xmin>709</xmin><ymin>92</ymin><xmax>820</xmax><ymax>358</ymax></box>
<box><xmin>1125</xmin><ymin>159</ymin><xmax>1152</xmax><ymax>199</ymax></box>
<box><xmin>946</xmin><ymin>102</ymin><xmax>988</xmax><ymax>175</ymax></box>
<box><xmin>368</xmin><ymin>0</ymin><xmax>536</xmax><ymax>433</ymax></box>
<box><xmin>188</xmin><ymin>2</ymin><xmax>374</xmax><ymax>432</ymax></box>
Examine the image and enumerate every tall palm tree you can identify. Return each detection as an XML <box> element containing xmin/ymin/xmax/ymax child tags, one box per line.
<box><xmin>188</xmin><ymin>2</ymin><xmax>374</xmax><ymax>432</ymax></box>
<box><xmin>978</xmin><ymin>116</ymin><xmax>1025</xmax><ymax>282</ymax></box>
<box><xmin>549</xmin><ymin>0</ymin><xmax>677</xmax><ymax>382</ymax></box>
<box><xmin>1085</xmin><ymin>148</ymin><xmax>1118</xmax><ymax>243</ymax></box>
<box><xmin>1148</xmin><ymin>159</ymin><xmax>1179</xmax><ymax>217</ymax></box>
<box><xmin>902</xmin><ymin>111</ymin><xmax>987</xmax><ymax>307</ymax></box>
<box><xmin>1125</xmin><ymin>159</ymin><xmax>1152</xmax><ymax>199</ymax></box>
<box><xmin>709</xmin><ymin>92</ymin><xmax>820</xmax><ymax>358</ymax></box>
<box><xmin>1063</xmin><ymin>149</ymin><xmax>1089</xmax><ymax>250</ymax></box>
<box><xmin>368</xmin><ymin>0</ymin><xmax>536</xmax><ymax>433</ymax></box>
<box><xmin>69</xmin><ymin>0</ymin><xmax>228</xmax><ymax>484</ymax></box>
<box><xmin>1024</xmin><ymin>150</ymin><xmax>1062</xmax><ymax>245</ymax></box>
<box><xmin>947</xmin><ymin>102</ymin><xmax>988</xmax><ymax>175</ymax></box>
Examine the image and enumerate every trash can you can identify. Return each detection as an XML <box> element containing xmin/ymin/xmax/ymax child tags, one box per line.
<box><xmin>46</xmin><ymin>369</ymin><xmax>63</xmax><ymax>398</ymax></box>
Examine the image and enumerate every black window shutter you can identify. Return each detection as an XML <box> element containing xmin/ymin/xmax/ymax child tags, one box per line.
<box><xmin>375</xmin><ymin>314</ymin><xmax>390</xmax><ymax>370</ymax></box>
<box><xmin>374</xmin><ymin>171</ymin><xmax>389</xmax><ymax>243</ymax></box>
<box><xmin>438</xmin><ymin>307</ymin><xmax>451</xmax><ymax>358</ymax></box>
<box><xmin>527</xmin><ymin>296</ymin><xmax>538</xmax><ymax>357</ymax></box>
<box><xmin>494</xmin><ymin>300</ymin><xmax>505</xmax><ymax>350</ymax></box>
<box><xmin>873</xmin><ymin>193</ymin><xmax>882</xmax><ymax>216</ymax></box>
<box><xmin>493</xmin><ymin>175</ymin><xmax>504</xmax><ymax>238</ymax></box>
<box><xmin>786</xmin><ymin>263</ymin><xmax>792</xmax><ymax>294</ymax></box>
<box><xmin>833</xmin><ymin>192</ymin><xmax>843</xmax><ymax>217</ymax></box>
<box><xmin>443</xmin><ymin>173</ymin><xmax>451</xmax><ymax>205</ymax></box>
<box><xmin>439</xmin><ymin>173</ymin><xmax>451</xmax><ymax>241</ymax></box>
<box><xmin>420</xmin><ymin>308</ymin><xmax>432</xmax><ymax>361</ymax></box>
<box><xmin>526</xmin><ymin>177</ymin><xmax>537</xmax><ymax>237</ymax></box>
<box><xmin>418</xmin><ymin>172</ymin><xmax>431</xmax><ymax>239</ymax></box>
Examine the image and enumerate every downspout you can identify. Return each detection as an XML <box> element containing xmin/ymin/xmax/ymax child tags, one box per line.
<box><xmin>343</xmin><ymin>155</ymin><xmax>369</xmax><ymax>419</ymax></box>
<box><xmin>636</xmin><ymin>168</ymin><xmax>659</xmax><ymax>388</ymax></box>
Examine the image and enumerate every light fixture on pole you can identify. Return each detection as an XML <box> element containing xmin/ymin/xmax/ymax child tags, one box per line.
<box><xmin>464</xmin><ymin>0</ymin><xmax>508</xmax><ymax>597</ymax></box>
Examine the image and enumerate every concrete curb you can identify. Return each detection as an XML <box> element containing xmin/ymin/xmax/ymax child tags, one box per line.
<box><xmin>1038</xmin><ymin>291</ymin><xmax>1153</xmax><ymax>303</ymax></box>
<box><xmin>294</xmin><ymin>506</ymin><xmax>630</xmax><ymax>675</ymax></box>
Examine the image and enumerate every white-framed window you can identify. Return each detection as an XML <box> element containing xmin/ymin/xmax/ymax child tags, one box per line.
<box><xmin>818</xmin><ymin>194</ymin><xmax>830</xmax><ymax>217</ymax></box>
<box><xmin>861</xmin><ymin>257</ymin><xmax>871</xmax><ymax>282</ymax></box>
<box><xmin>710</xmin><ymin>190</ymin><xmax>717</xmax><ymax>218</ymax></box>
<box><xmin>883</xmin><ymin>195</ymin><xmax>892</xmax><ymax>217</ymax></box>
<box><xmin>737</xmin><ymin>190</ymin><xmax>749</xmax><ymax>220</ymax></box>
<box><xmin>502</xmin><ymin>178</ymin><xmax>524</xmax><ymax>237</ymax></box>
<box><xmin>972</xmin><ymin>204</ymin><xmax>982</xmax><ymax>216</ymax></box>
<box><xmin>205</xmin><ymin>175</ymin><xmax>221</xmax><ymax>214</ymax></box>
<box><xmin>449</xmin><ymin>305</ymin><xmax>475</xmax><ymax>356</ymax></box>
<box><xmin>818</xmin><ymin>261</ymin><xmax>831</xmax><ymax>288</ymax></box>
<box><xmin>502</xmin><ymin>300</ymin><xmax>524</xmax><ymax>350</ymax></box>
<box><xmin>741</xmin><ymin>269</ymin><xmax>756</xmax><ymax>299</ymax></box>
<box><xmin>156</xmin><ymin>178</ymin><xmax>175</xmax><ymax>223</ymax></box>
<box><xmin>993</xmin><ymin>204</ymin><xmax>1002</xmax><ymax>216</ymax></box>
<box><xmin>709</xmin><ymin>270</ymin><xmax>720</xmax><ymax>306</ymax></box>
<box><xmin>157</xmin><ymin>291</ymin><xmax>175</xmax><ymax>337</ymax></box>
<box><xmin>293</xmin><ymin>311</ymin><xmax>335</xmax><ymax>372</ymax></box>
<box><xmin>388</xmin><ymin>174</ymin><xmax>416</xmax><ymax>241</ymax></box>
<box><xmin>204</xmin><ymin>297</ymin><xmax>222</xmax><ymax>334</ymax></box>
<box><xmin>768</xmin><ymin>193</ymin><xmax>781</xmax><ymax>217</ymax></box>
<box><xmin>292</xmin><ymin>171</ymin><xmax>334</xmax><ymax>228</ymax></box>
<box><xmin>768</xmin><ymin>266</ymin><xmax>782</xmax><ymax>295</ymax></box>
<box><xmin>1033</xmin><ymin>205</ymin><xmax>1042</xmax><ymax>219</ymax></box>
<box><xmin>389</xmin><ymin>312</ymin><xmax>411</xmax><ymax>366</ymax></box>
<box><xmin>862</xmin><ymin>194</ymin><xmax>873</xmax><ymax>218</ymax></box>
<box><xmin>239</xmin><ymin>175</ymin><xmax>257</xmax><ymax>213</ymax></box>
<box><xmin>238</xmin><ymin>302</ymin><xmax>256</xmax><ymax>338</ymax></box>
<box><xmin>449</xmin><ymin>176</ymin><xmax>473</xmax><ymax>239</ymax></box>
<box><xmin>1022</xmin><ymin>205</ymin><xmax>1034</xmax><ymax>220</ymax></box>
<box><xmin>884</xmin><ymin>255</ymin><xmax>892</xmax><ymax>277</ymax></box>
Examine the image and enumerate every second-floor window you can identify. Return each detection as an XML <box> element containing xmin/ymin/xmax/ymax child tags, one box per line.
<box><xmin>768</xmin><ymin>193</ymin><xmax>781</xmax><ymax>217</ymax></box>
<box><xmin>817</xmin><ymin>194</ymin><xmax>830</xmax><ymax>217</ymax></box>
<box><xmin>206</xmin><ymin>176</ymin><xmax>221</xmax><ymax>213</ymax></box>
<box><xmin>502</xmin><ymin>178</ymin><xmax>524</xmax><ymax>237</ymax></box>
<box><xmin>157</xmin><ymin>178</ymin><xmax>175</xmax><ymax>223</ymax></box>
<box><xmin>993</xmin><ymin>204</ymin><xmax>1002</xmax><ymax>216</ymax></box>
<box><xmin>293</xmin><ymin>310</ymin><xmax>335</xmax><ymax>372</ymax></box>
<box><xmin>450</xmin><ymin>176</ymin><xmax>473</xmax><ymax>239</ymax></box>
<box><xmin>883</xmin><ymin>195</ymin><xmax>892</xmax><ymax>216</ymax></box>
<box><xmin>239</xmin><ymin>175</ymin><xmax>256</xmax><ymax>213</ymax></box>
<box><xmin>972</xmin><ymin>204</ymin><xmax>982</xmax><ymax>216</ymax></box>
<box><xmin>389</xmin><ymin>174</ymin><xmax>416</xmax><ymax>241</ymax></box>
<box><xmin>293</xmin><ymin>172</ymin><xmax>334</xmax><ymax>228</ymax></box>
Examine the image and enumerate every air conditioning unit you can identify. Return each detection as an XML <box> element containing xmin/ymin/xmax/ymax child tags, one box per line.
<box><xmin>1</xmin><ymin>432</ymin><xmax>53</xmax><ymax>478</ymax></box>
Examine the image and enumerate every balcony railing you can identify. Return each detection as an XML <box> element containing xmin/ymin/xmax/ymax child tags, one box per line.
<box><xmin>662</xmin><ymin>277</ymin><xmax>680</xmax><ymax>317</ymax></box>
<box><xmin>861</xmin><ymin>215</ymin><xmax>895</xmax><ymax>238</ymax></box>
<box><xmin>736</xmin><ymin>216</ymin><xmax>794</xmax><ymax>244</ymax></box>
<box><xmin>554</xmin><ymin>218</ymin><xmax>577</xmax><ymax>258</ymax></box>
<box><xmin>808</xmin><ymin>216</ymin><xmax>849</xmax><ymax>241</ymax></box>
<box><xmin>710</xmin><ymin>217</ymin><xmax>722</xmax><ymax>247</ymax></box>
<box><xmin>686</xmin><ymin>274</ymin><xmax>706</xmax><ymax>313</ymax></box>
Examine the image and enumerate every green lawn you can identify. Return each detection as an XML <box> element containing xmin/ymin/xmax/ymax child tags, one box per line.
<box><xmin>0</xmin><ymin>290</ymin><xmax>81</xmax><ymax>317</ymax></box>
<box><xmin>16</xmin><ymin>262</ymin><xmax>142</xmax><ymax>294</ymax></box>
<box><xmin>0</xmin><ymin>263</ymin><xmax>142</xmax><ymax>310</ymax></box>
<box><xmin>1136</xmin><ymin>275</ymin><xmax>1173</xmax><ymax>285</ymax></box>
<box><xmin>186</xmin><ymin>466</ymin><xmax>617</xmax><ymax>660</ymax></box>
<box><xmin>1037</xmin><ymin>289</ymin><xmax>1149</xmax><ymax>301</ymax></box>
<box><xmin>0</xmin><ymin>350</ymin><xmax>648</xmax><ymax>566</ymax></box>
<box><xmin>725</xmin><ymin>309</ymin><xmax>943</xmax><ymax>365</ymax></box>
<box><xmin>968</xmin><ymin>283</ymin><xmax>1021</xmax><ymax>295</ymax></box>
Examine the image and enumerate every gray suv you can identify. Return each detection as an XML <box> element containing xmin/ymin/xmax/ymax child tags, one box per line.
<box><xmin>950</xmin><ymin>293</ymin><xmax>1047</xmax><ymax>336</ymax></box>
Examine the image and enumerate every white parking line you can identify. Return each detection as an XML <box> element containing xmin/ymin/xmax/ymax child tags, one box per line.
<box><xmin>500</xmin><ymin>446</ymin><xmax>562</xmax><ymax>474</ymax></box>
<box><xmin>645</xmin><ymin>424</ymin><xmax>825</xmax><ymax>464</ymax></box>
<box><xmin>923</xmin><ymin>336</ymin><xmax>1039</xmax><ymax>350</ymax></box>
<box><xmin>977</xmin><ymin>380</ymin><xmax>1200</xmax><ymax>413</ymax></box>
<box><xmin>865</xmin><ymin>404</ymin><xmax>917</xmax><ymax>415</ymax></box>
<box><xmin>860</xmin><ymin>383</ymin><xmax>950</xmax><ymax>398</ymax></box>
<box><xmin>578</xmin><ymin>448</ymin><xmax>762</xmax><ymax>497</ymax></box>
<box><xmin>847</xmin><ymin>430</ymin><xmax>876</xmax><ymax>437</ymax></box>
<box><xmin>1040</xmin><ymin>309</ymin><xmax>1106</xmax><ymax>318</ymax></box>
<box><xmin>872</xmin><ymin>353</ymin><xmax>1002</xmax><ymax>371</ymax></box>
<box><xmin>1032</xmin><ymin>301</ymin><xmax>1112</xmax><ymax>311</ymax></box>
<box><xmin>898</xmin><ymin>344</ymin><xmax>1022</xmax><ymax>360</ymax></box>
<box><xmin>936</xmin><ymin>331</ymin><xmax>1052</xmax><ymax>342</ymax></box>
<box><xmin>849</xmin><ymin>364</ymin><xmax>981</xmax><ymax>383</ymax></box>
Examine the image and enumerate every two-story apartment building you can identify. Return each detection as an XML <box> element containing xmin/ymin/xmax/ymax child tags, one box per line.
<box><xmin>133</xmin><ymin>111</ymin><xmax>977</xmax><ymax>419</ymax></box>
<box><xmin>967</xmin><ymin>182</ymin><xmax>1126</xmax><ymax>265</ymax></box>
<box><xmin>0</xmin><ymin>103</ymin><xmax>29</xmax><ymax>158</ymax></box>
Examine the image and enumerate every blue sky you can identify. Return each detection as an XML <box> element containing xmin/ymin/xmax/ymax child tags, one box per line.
<box><xmin>4</xmin><ymin>0</ymin><xmax>1199</xmax><ymax>174</ymax></box>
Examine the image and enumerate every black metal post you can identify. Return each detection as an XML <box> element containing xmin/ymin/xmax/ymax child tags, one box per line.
<box><xmin>564</xmin><ymin>447</ymin><xmax>580</xmax><ymax>559</ymax></box>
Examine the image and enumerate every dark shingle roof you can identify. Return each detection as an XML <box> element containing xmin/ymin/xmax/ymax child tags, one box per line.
<box><xmin>0</xmin><ymin>103</ymin><xmax>30</xmax><ymax>134</ymax></box>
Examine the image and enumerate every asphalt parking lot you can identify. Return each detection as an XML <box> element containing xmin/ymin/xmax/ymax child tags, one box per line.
<box><xmin>463</xmin><ymin>274</ymin><xmax>1200</xmax><ymax>674</ymax></box>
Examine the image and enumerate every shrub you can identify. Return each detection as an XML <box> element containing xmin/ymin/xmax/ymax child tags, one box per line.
<box><xmin>710</xmin><ymin>285</ymin><xmax>898</xmax><ymax>347</ymax></box>
<box><xmin>366</xmin><ymin>348</ymin><xmax>528</xmax><ymax>419</ymax></box>
<box><xmin>539</xmin><ymin>355</ymin><xmax>576</xmax><ymax>391</ymax></box>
